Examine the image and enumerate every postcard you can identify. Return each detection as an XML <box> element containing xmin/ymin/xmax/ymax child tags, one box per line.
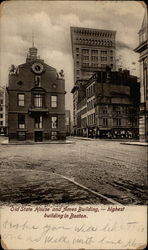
<box><xmin>0</xmin><ymin>0</ymin><xmax>147</xmax><ymax>249</ymax></box>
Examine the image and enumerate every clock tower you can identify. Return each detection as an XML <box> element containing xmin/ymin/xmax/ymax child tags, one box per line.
<box><xmin>26</xmin><ymin>46</ymin><xmax>38</xmax><ymax>62</ymax></box>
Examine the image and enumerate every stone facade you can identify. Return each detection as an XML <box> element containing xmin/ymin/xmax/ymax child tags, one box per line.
<box><xmin>7</xmin><ymin>46</ymin><xmax>66</xmax><ymax>142</ymax></box>
<box><xmin>134</xmin><ymin>10</ymin><xmax>148</xmax><ymax>142</ymax></box>
<box><xmin>71</xmin><ymin>68</ymin><xmax>140</xmax><ymax>139</ymax></box>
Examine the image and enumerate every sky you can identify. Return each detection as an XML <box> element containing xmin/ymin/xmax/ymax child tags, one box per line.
<box><xmin>0</xmin><ymin>0</ymin><xmax>146</xmax><ymax>111</ymax></box>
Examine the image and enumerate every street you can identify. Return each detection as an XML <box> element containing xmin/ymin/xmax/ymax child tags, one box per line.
<box><xmin>0</xmin><ymin>137</ymin><xmax>147</xmax><ymax>205</ymax></box>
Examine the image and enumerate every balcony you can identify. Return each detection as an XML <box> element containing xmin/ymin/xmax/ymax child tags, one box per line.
<box><xmin>28</xmin><ymin>106</ymin><xmax>49</xmax><ymax>116</ymax></box>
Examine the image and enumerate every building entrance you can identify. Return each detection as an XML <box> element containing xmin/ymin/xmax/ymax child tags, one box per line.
<box><xmin>35</xmin><ymin>131</ymin><xmax>43</xmax><ymax>142</ymax></box>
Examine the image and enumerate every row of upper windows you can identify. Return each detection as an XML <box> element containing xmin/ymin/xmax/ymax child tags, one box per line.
<box><xmin>95</xmin><ymin>118</ymin><xmax>122</xmax><ymax>127</ymax></box>
<box><xmin>17</xmin><ymin>94</ymin><xmax>58</xmax><ymax>108</ymax></box>
<box><xmin>86</xmin><ymin>84</ymin><xmax>95</xmax><ymax>97</ymax></box>
<box><xmin>74</xmin><ymin>30</ymin><xmax>113</xmax><ymax>37</ymax></box>
<box><xmin>77</xmin><ymin>55</ymin><xmax>114</xmax><ymax>61</ymax></box>
<box><xmin>18</xmin><ymin>114</ymin><xmax>58</xmax><ymax>129</ymax></box>
<box><xmin>87</xmin><ymin>113</ymin><xmax>96</xmax><ymax>126</ymax></box>
<box><xmin>87</xmin><ymin>99</ymin><xmax>95</xmax><ymax>111</ymax></box>
<box><xmin>76</xmin><ymin>38</ymin><xmax>113</xmax><ymax>46</ymax></box>
<box><xmin>101</xmin><ymin>118</ymin><xmax>124</xmax><ymax>127</ymax></box>
<box><xmin>98</xmin><ymin>106</ymin><xmax>136</xmax><ymax>114</ymax></box>
<box><xmin>81</xmin><ymin>62</ymin><xmax>111</xmax><ymax>68</ymax></box>
<box><xmin>77</xmin><ymin>48</ymin><xmax>113</xmax><ymax>54</ymax></box>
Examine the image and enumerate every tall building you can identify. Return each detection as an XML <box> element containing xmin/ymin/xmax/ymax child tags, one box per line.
<box><xmin>134</xmin><ymin>10</ymin><xmax>148</xmax><ymax>142</ymax></box>
<box><xmin>65</xmin><ymin>110</ymin><xmax>71</xmax><ymax>135</ymax></box>
<box><xmin>71</xmin><ymin>67</ymin><xmax>140</xmax><ymax>139</ymax></box>
<box><xmin>71</xmin><ymin>27</ymin><xmax>116</xmax><ymax>133</ymax></box>
<box><xmin>0</xmin><ymin>87</ymin><xmax>8</xmax><ymax>135</ymax></box>
<box><xmin>71</xmin><ymin>27</ymin><xmax>116</xmax><ymax>83</ymax></box>
<box><xmin>7</xmin><ymin>45</ymin><xmax>66</xmax><ymax>142</ymax></box>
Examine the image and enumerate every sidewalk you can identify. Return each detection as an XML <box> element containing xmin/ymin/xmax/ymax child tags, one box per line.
<box><xmin>0</xmin><ymin>138</ymin><xmax>74</xmax><ymax>145</ymax></box>
<box><xmin>71</xmin><ymin>136</ymin><xmax>148</xmax><ymax>146</ymax></box>
<box><xmin>120</xmin><ymin>141</ymin><xmax>147</xmax><ymax>147</ymax></box>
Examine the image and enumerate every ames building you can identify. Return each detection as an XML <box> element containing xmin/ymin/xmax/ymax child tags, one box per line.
<box><xmin>7</xmin><ymin>45</ymin><xmax>66</xmax><ymax>142</ymax></box>
<box><xmin>71</xmin><ymin>27</ymin><xmax>116</xmax><ymax>83</ymax></box>
<box><xmin>71</xmin><ymin>27</ymin><xmax>116</xmax><ymax>133</ymax></box>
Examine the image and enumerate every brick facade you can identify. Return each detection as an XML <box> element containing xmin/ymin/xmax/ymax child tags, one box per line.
<box><xmin>71</xmin><ymin>68</ymin><xmax>140</xmax><ymax>139</ymax></box>
<box><xmin>7</xmin><ymin>46</ymin><xmax>66</xmax><ymax>142</ymax></box>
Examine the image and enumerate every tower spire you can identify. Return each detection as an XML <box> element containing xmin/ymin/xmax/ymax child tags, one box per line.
<box><xmin>32</xmin><ymin>31</ymin><xmax>35</xmax><ymax>47</ymax></box>
<box><xmin>26</xmin><ymin>32</ymin><xmax>38</xmax><ymax>62</ymax></box>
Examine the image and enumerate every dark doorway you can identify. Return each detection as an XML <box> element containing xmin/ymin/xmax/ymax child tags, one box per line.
<box><xmin>35</xmin><ymin>131</ymin><xmax>43</xmax><ymax>142</ymax></box>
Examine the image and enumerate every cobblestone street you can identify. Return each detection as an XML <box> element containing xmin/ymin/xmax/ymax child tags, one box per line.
<box><xmin>0</xmin><ymin>137</ymin><xmax>147</xmax><ymax>205</ymax></box>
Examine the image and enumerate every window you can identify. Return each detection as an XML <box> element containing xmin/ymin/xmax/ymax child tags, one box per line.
<box><xmin>33</xmin><ymin>94</ymin><xmax>43</xmax><ymax>107</ymax></box>
<box><xmin>102</xmin><ymin>107</ymin><xmax>108</xmax><ymax>114</ymax></box>
<box><xmin>0</xmin><ymin>121</ymin><xmax>3</xmax><ymax>126</ymax></box>
<box><xmin>91</xmin><ymin>56</ymin><xmax>98</xmax><ymax>61</ymax></box>
<box><xmin>34</xmin><ymin>116</ymin><xmax>42</xmax><ymax>129</ymax></box>
<box><xmin>35</xmin><ymin>75</ymin><xmax>41</xmax><ymax>86</ymax></box>
<box><xmin>17</xmin><ymin>131</ymin><xmax>26</xmax><ymax>141</ymax></box>
<box><xmin>113</xmin><ymin>118</ymin><xmax>121</xmax><ymax>126</ymax></box>
<box><xmin>101</xmin><ymin>57</ymin><xmax>107</xmax><ymax>61</ymax></box>
<box><xmin>93</xmin><ymin>113</ymin><xmax>95</xmax><ymax>124</ymax></box>
<box><xmin>0</xmin><ymin>114</ymin><xmax>3</xmax><ymax>118</ymax></box>
<box><xmin>51</xmin><ymin>116</ymin><xmax>58</xmax><ymax>128</ymax></box>
<box><xmin>117</xmin><ymin>118</ymin><xmax>121</xmax><ymax>126</ymax></box>
<box><xmin>91</xmin><ymin>62</ymin><xmax>98</xmax><ymax>67</ymax></box>
<box><xmin>0</xmin><ymin>99</ymin><xmax>3</xmax><ymax>105</ymax></box>
<box><xmin>0</xmin><ymin>106</ymin><xmax>3</xmax><ymax>111</ymax></box>
<box><xmin>82</xmin><ymin>49</ymin><xmax>89</xmax><ymax>54</ymax></box>
<box><xmin>91</xmin><ymin>50</ymin><xmax>98</xmax><ymax>55</ymax></box>
<box><xmin>101</xmin><ymin>64</ymin><xmax>107</xmax><ymax>68</ymax></box>
<box><xmin>82</xmin><ymin>55</ymin><xmax>89</xmax><ymax>60</ymax></box>
<box><xmin>17</xmin><ymin>81</ymin><xmax>23</xmax><ymax>85</ymax></box>
<box><xmin>18</xmin><ymin>94</ymin><xmax>24</xmax><ymax>106</ymax></box>
<box><xmin>82</xmin><ymin>62</ymin><xmax>89</xmax><ymax>67</ymax></box>
<box><xmin>51</xmin><ymin>131</ymin><xmax>58</xmax><ymax>140</ymax></box>
<box><xmin>101</xmin><ymin>50</ymin><xmax>107</xmax><ymax>55</ymax></box>
<box><xmin>51</xmin><ymin>96</ymin><xmax>57</xmax><ymax>108</ymax></box>
<box><xmin>18</xmin><ymin>114</ymin><xmax>25</xmax><ymax>129</ymax></box>
<box><xmin>103</xmin><ymin>118</ymin><xmax>108</xmax><ymax>126</ymax></box>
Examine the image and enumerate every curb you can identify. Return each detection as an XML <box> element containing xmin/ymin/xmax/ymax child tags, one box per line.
<box><xmin>0</xmin><ymin>140</ymin><xmax>74</xmax><ymax>145</ymax></box>
<box><xmin>120</xmin><ymin>142</ymin><xmax>147</xmax><ymax>147</ymax></box>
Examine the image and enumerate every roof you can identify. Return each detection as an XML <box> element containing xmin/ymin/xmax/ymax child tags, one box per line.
<box><xmin>70</xmin><ymin>26</ymin><xmax>116</xmax><ymax>34</ymax></box>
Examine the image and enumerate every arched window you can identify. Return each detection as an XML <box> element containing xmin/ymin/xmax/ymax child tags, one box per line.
<box><xmin>17</xmin><ymin>81</ymin><xmax>23</xmax><ymax>85</ymax></box>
